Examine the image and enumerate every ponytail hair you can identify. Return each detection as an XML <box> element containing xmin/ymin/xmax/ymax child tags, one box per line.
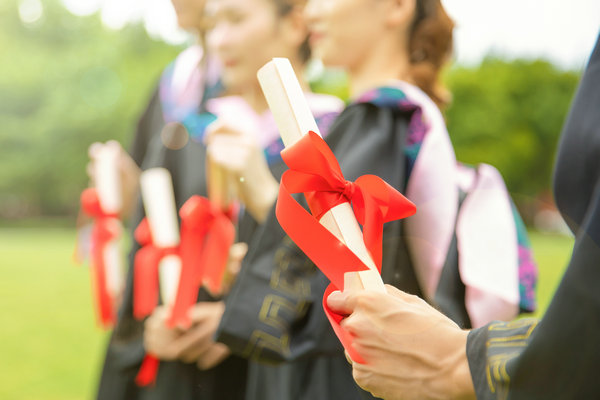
<box><xmin>409</xmin><ymin>0</ymin><xmax>454</xmax><ymax>108</ymax></box>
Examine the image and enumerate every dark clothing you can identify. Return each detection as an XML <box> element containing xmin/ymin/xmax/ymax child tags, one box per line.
<box><xmin>466</xmin><ymin>34</ymin><xmax>600</xmax><ymax>399</ymax></box>
<box><xmin>217</xmin><ymin>101</ymin><xmax>423</xmax><ymax>400</ymax></box>
<box><xmin>95</xmin><ymin>88</ymin><xmax>248</xmax><ymax>400</ymax></box>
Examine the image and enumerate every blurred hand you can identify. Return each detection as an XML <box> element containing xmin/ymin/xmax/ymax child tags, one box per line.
<box><xmin>143</xmin><ymin>306</ymin><xmax>184</xmax><ymax>361</ymax></box>
<box><xmin>174</xmin><ymin>302</ymin><xmax>230</xmax><ymax>370</ymax></box>
<box><xmin>205</xmin><ymin>121</ymin><xmax>278</xmax><ymax>223</ymax></box>
<box><xmin>327</xmin><ymin>285</ymin><xmax>475</xmax><ymax>400</ymax></box>
<box><xmin>143</xmin><ymin>302</ymin><xmax>230</xmax><ymax>370</ymax></box>
<box><xmin>87</xmin><ymin>140</ymin><xmax>141</xmax><ymax>220</ymax></box>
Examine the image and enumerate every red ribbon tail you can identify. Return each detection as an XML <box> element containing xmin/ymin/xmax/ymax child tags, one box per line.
<box><xmin>133</xmin><ymin>247</ymin><xmax>160</xmax><ymax>320</ymax></box>
<box><xmin>169</xmin><ymin>198</ymin><xmax>206</xmax><ymax>328</ymax></box>
<box><xmin>135</xmin><ymin>354</ymin><xmax>160</xmax><ymax>387</ymax></box>
<box><xmin>276</xmin><ymin>172</ymin><xmax>371</xmax><ymax>362</ymax></box>
<box><xmin>81</xmin><ymin>188</ymin><xmax>124</xmax><ymax>329</ymax></box>
<box><xmin>92</xmin><ymin>260</ymin><xmax>115</xmax><ymax>328</ymax></box>
<box><xmin>90</xmin><ymin>225</ymin><xmax>116</xmax><ymax>329</ymax></box>
<box><xmin>166</xmin><ymin>259</ymin><xmax>195</xmax><ymax>329</ymax></box>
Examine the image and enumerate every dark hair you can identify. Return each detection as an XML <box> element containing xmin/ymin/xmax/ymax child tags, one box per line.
<box><xmin>409</xmin><ymin>0</ymin><xmax>454</xmax><ymax>108</ymax></box>
<box><xmin>272</xmin><ymin>0</ymin><xmax>311</xmax><ymax>63</ymax></box>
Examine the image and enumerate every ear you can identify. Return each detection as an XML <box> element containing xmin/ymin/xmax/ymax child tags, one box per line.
<box><xmin>386</xmin><ymin>0</ymin><xmax>416</xmax><ymax>29</ymax></box>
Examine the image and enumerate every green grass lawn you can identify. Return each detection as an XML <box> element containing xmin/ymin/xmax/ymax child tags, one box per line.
<box><xmin>0</xmin><ymin>227</ymin><xmax>574</xmax><ymax>399</ymax></box>
<box><xmin>527</xmin><ymin>230</ymin><xmax>574</xmax><ymax>318</ymax></box>
<box><xmin>0</xmin><ymin>228</ymin><xmax>109</xmax><ymax>400</ymax></box>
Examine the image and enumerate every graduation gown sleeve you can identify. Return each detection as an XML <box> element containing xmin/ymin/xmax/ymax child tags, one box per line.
<box><xmin>466</xmin><ymin>34</ymin><xmax>600</xmax><ymax>400</ymax></box>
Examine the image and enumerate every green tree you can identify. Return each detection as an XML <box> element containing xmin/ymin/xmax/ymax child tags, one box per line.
<box><xmin>445</xmin><ymin>58</ymin><xmax>581</xmax><ymax>218</ymax></box>
<box><xmin>0</xmin><ymin>0</ymin><xmax>182</xmax><ymax>218</ymax></box>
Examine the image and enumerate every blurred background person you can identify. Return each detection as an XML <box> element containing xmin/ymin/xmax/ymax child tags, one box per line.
<box><xmin>93</xmin><ymin>1</ymin><xmax>250</xmax><ymax>399</ymax></box>
<box><xmin>139</xmin><ymin>0</ymin><xmax>343</xmax><ymax>389</ymax></box>
<box><xmin>327</xmin><ymin>32</ymin><xmax>600</xmax><ymax>400</ymax></box>
<box><xmin>215</xmin><ymin>0</ymin><xmax>536</xmax><ymax>399</ymax></box>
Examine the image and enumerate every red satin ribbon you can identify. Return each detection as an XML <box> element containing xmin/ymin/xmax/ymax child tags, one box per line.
<box><xmin>80</xmin><ymin>188</ymin><xmax>121</xmax><ymax>329</ymax></box>
<box><xmin>135</xmin><ymin>354</ymin><xmax>160</xmax><ymax>387</ymax></box>
<box><xmin>276</xmin><ymin>131</ymin><xmax>416</xmax><ymax>363</ymax></box>
<box><xmin>166</xmin><ymin>195</ymin><xmax>236</xmax><ymax>329</ymax></box>
<box><xmin>133</xmin><ymin>218</ymin><xmax>178</xmax><ymax>320</ymax></box>
<box><xmin>133</xmin><ymin>195</ymin><xmax>236</xmax><ymax>386</ymax></box>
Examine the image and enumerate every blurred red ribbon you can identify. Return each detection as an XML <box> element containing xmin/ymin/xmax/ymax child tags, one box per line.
<box><xmin>132</xmin><ymin>218</ymin><xmax>178</xmax><ymax>320</ymax></box>
<box><xmin>276</xmin><ymin>131</ymin><xmax>416</xmax><ymax>363</ymax></box>
<box><xmin>80</xmin><ymin>188</ymin><xmax>121</xmax><ymax>329</ymax></box>
<box><xmin>134</xmin><ymin>195</ymin><xmax>236</xmax><ymax>386</ymax></box>
<box><xmin>166</xmin><ymin>195</ymin><xmax>236</xmax><ymax>329</ymax></box>
<box><xmin>135</xmin><ymin>354</ymin><xmax>160</xmax><ymax>387</ymax></box>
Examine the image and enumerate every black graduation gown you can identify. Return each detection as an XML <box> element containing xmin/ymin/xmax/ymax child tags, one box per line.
<box><xmin>95</xmin><ymin>88</ymin><xmax>247</xmax><ymax>400</ymax></box>
<box><xmin>216</xmin><ymin>101</ymin><xmax>423</xmax><ymax>400</ymax></box>
<box><xmin>466</xmin><ymin>34</ymin><xmax>600</xmax><ymax>399</ymax></box>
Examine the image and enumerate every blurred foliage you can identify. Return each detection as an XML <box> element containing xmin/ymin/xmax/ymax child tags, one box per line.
<box><xmin>445</xmin><ymin>58</ymin><xmax>581</xmax><ymax>216</ymax></box>
<box><xmin>0</xmin><ymin>0</ymin><xmax>583</xmax><ymax>222</ymax></box>
<box><xmin>0</xmin><ymin>0</ymin><xmax>182</xmax><ymax>218</ymax></box>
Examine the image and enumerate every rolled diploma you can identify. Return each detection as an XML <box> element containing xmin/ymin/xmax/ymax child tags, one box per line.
<box><xmin>140</xmin><ymin>168</ymin><xmax>181</xmax><ymax>307</ymax></box>
<box><xmin>94</xmin><ymin>143</ymin><xmax>124</xmax><ymax>297</ymax></box>
<box><xmin>207</xmin><ymin>156</ymin><xmax>234</xmax><ymax>211</ymax></box>
<box><xmin>257</xmin><ymin>58</ymin><xmax>385</xmax><ymax>291</ymax></box>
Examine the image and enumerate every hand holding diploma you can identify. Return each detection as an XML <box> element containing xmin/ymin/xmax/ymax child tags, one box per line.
<box><xmin>136</xmin><ymin>168</ymin><xmax>241</xmax><ymax>382</ymax></box>
<box><xmin>205</xmin><ymin>120</ymin><xmax>279</xmax><ymax>224</ymax></box>
<box><xmin>257</xmin><ymin>58</ymin><xmax>416</xmax><ymax>362</ymax></box>
<box><xmin>79</xmin><ymin>141</ymin><xmax>126</xmax><ymax>328</ymax></box>
<box><xmin>87</xmin><ymin>140</ymin><xmax>140</xmax><ymax>220</ymax></box>
<box><xmin>144</xmin><ymin>303</ymin><xmax>230</xmax><ymax>370</ymax></box>
<box><xmin>136</xmin><ymin>168</ymin><xmax>182</xmax><ymax>317</ymax></box>
<box><xmin>327</xmin><ymin>286</ymin><xmax>475</xmax><ymax>400</ymax></box>
<box><xmin>142</xmin><ymin>242</ymin><xmax>248</xmax><ymax>371</ymax></box>
<box><xmin>135</xmin><ymin>168</ymin><xmax>182</xmax><ymax>386</ymax></box>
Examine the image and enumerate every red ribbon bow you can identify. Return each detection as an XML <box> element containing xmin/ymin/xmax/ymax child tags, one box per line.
<box><xmin>276</xmin><ymin>131</ymin><xmax>416</xmax><ymax>363</ymax></box>
<box><xmin>166</xmin><ymin>195</ymin><xmax>236</xmax><ymax>329</ymax></box>
<box><xmin>80</xmin><ymin>188</ymin><xmax>121</xmax><ymax>329</ymax></box>
<box><xmin>133</xmin><ymin>195</ymin><xmax>236</xmax><ymax>386</ymax></box>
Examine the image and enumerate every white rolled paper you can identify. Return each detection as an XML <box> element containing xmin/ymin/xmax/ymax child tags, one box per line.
<box><xmin>257</xmin><ymin>58</ymin><xmax>384</xmax><ymax>291</ymax></box>
<box><xmin>140</xmin><ymin>168</ymin><xmax>181</xmax><ymax>247</ymax></box>
<box><xmin>140</xmin><ymin>168</ymin><xmax>181</xmax><ymax>306</ymax></box>
<box><xmin>158</xmin><ymin>255</ymin><xmax>181</xmax><ymax>308</ymax></box>
<box><xmin>94</xmin><ymin>142</ymin><xmax>122</xmax><ymax>215</ymax></box>
<box><xmin>103</xmin><ymin>241</ymin><xmax>124</xmax><ymax>297</ymax></box>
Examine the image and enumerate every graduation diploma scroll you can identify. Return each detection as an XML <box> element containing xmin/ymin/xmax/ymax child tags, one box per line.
<box><xmin>258</xmin><ymin>58</ymin><xmax>416</xmax><ymax>362</ymax></box>
<box><xmin>202</xmin><ymin>155</ymin><xmax>238</xmax><ymax>295</ymax></box>
<box><xmin>135</xmin><ymin>167</ymin><xmax>181</xmax><ymax>386</ymax></box>
<box><xmin>79</xmin><ymin>142</ymin><xmax>124</xmax><ymax>329</ymax></box>
<box><xmin>139</xmin><ymin>168</ymin><xmax>181</xmax><ymax>310</ymax></box>
<box><xmin>133</xmin><ymin>168</ymin><xmax>237</xmax><ymax>385</ymax></box>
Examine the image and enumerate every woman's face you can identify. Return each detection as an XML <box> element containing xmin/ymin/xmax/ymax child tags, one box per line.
<box><xmin>304</xmin><ymin>0</ymin><xmax>403</xmax><ymax>69</ymax></box>
<box><xmin>205</xmin><ymin>0</ymin><xmax>303</xmax><ymax>91</ymax></box>
<box><xmin>170</xmin><ymin>0</ymin><xmax>207</xmax><ymax>31</ymax></box>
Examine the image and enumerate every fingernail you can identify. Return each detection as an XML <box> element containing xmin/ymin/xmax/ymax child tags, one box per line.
<box><xmin>327</xmin><ymin>290</ymin><xmax>342</xmax><ymax>303</ymax></box>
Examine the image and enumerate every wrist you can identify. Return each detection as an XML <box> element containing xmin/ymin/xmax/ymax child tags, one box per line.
<box><xmin>449</xmin><ymin>330</ymin><xmax>476</xmax><ymax>400</ymax></box>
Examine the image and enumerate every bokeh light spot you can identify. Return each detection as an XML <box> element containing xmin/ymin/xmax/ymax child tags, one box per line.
<box><xmin>18</xmin><ymin>0</ymin><xmax>43</xmax><ymax>24</ymax></box>
<box><xmin>161</xmin><ymin>122</ymin><xmax>189</xmax><ymax>150</ymax></box>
